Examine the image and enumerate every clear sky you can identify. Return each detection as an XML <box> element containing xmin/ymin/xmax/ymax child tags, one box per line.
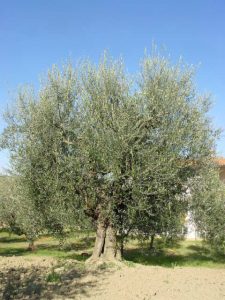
<box><xmin>0</xmin><ymin>0</ymin><xmax>225</xmax><ymax>171</ymax></box>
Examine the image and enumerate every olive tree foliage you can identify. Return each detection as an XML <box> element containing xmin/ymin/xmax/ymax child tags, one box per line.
<box><xmin>1</xmin><ymin>52</ymin><xmax>219</xmax><ymax>261</ymax></box>
<box><xmin>0</xmin><ymin>175</ymin><xmax>21</xmax><ymax>234</ymax></box>
<box><xmin>190</xmin><ymin>166</ymin><xmax>225</xmax><ymax>251</ymax></box>
<box><xmin>0</xmin><ymin>175</ymin><xmax>44</xmax><ymax>249</ymax></box>
<box><xmin>1</xmin><ymin>65</ymin><xmax>87</xmax><ymax>239</ymax></box>
<box><xmin>13</xmin><ymin>179</ymin><xmax>45</xmax><ymax>250</ymax></box>
<box><xmin>80</xmin><ymin>55</ymin><xmax>218</xmax><ymax>261</ymax></box>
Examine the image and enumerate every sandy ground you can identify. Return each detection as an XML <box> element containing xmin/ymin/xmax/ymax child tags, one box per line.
<box><xmin>0</xmin><ymin>257</ymin><xmax>225</xmax><ymax>300</ymax></box>
<box><xmin>80</xmin><ymin>265</ymin><xmax>225</xmax><ymax>300</ymax></box>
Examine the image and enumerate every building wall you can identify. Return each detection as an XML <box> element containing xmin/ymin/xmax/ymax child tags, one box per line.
<box><xmin>185</xmin><ymin>212</ymin><xmax>200</xmax><ymax>240</ymax></box>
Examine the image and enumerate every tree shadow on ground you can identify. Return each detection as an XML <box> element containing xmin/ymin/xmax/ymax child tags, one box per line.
<box><xmin>0</xmin><ymin>236</ymin><xmax>27</xmax><ymax>243</ymax></box>
<box><xmin>67</xmin><ymin>252</ymin><xmax>91</xmax><ymax>261</ymax></box>
<box><xmin>124</xmin><ymin>245</ymin><xmax>225</xmax><ymax>267</ymax></box>
<box><xmin>63</xmin><ymin>236</ymin><xmax>95</xmax><ymax>251</ymax></box>
<box><xmin>0</xmin><ymin>262</ymin><xmax>112</xmax><ymax>300</ymax></box>
<box><xmin>186</xmin><ymin>244</ymin><xmax>210</xmax><ymax>253</ymax></box>
<box><xmin>32</xmin><ymin>236</ymin><xmax>95</xmax><ymax>253</ymax></box>
<box><xmin>0</xmin><ymin>236</ymin><xmax>95</xmax><ymax>259</ymax></box>
<box><xmin>0</xmin><ymin>247</ymin><xmax>28</xmax><ymax>257</ymax></box>
<box><xmin>0</xmin><ymin>245</ymin><xmax>92</xmax><ymax>262</ymax></box>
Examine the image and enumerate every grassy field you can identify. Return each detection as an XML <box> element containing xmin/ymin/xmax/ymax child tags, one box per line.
<box><xmin>1</xmin><ymin>230</ymin><xmax>225</xmax><ymax>299</ymax></box>
<box><xmin>0</xmin><ymin>230</ymin><xmax>225</xmax><ymax>268</ymax></box>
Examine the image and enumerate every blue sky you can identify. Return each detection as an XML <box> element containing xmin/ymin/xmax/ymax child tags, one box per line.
<box><xmin>0</xmin><ymin>0</ymin><xmax>225</xmax><ymax>170</ymax></box>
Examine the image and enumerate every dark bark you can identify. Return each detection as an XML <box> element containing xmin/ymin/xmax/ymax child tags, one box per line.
<box><xmin>149</xmin><ymin>234</ymin><xmax>155</xmax><ymax>250</ymax></box>
<box><xmin>120</xmin><ymin>239</ymin><xmax>124</xmax><ymax>257</ymax></box>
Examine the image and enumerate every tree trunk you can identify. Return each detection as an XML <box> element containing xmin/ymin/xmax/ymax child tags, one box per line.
<box><xmin>86</xmin><ymin>221</ymin><xmax>121</xmax><ymax>263</ymax></box>
<box><xmin>89</xmin><ymin>220</ymin><xmax>106</xmax><ymax>261</ymax></box>
<box><xmin>58</xmin><ymin>237</ymin><xmax>65</xmax><ymax>250</ymax></box>
<box><xmin>149</xmin><ymin>234</ymin><xmax>155</xmax><ymax>250</ymax></box>
<box><xmin>27</xmin><ymin>240</ymin><xmax>35</xmax><ymax>251</ymax></box>
<box><xmin>120</xmin><ymin>238</ymin><xmax>124</xmax><ymax>257</ymax></box>
<box><xmin>103</xmin><ymin>225</ymin><xmax>121</xmax><ymax>260</ymax></box>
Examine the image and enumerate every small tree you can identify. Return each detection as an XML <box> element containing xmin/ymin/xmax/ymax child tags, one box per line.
<box><xmin>136</xmin><ymin>200</ymin><xmax>186</xmax><ymax>250</ymax></box>
<box><xmin>0</xmin><ymin>175</ymin><xmax>22</xmax><ymax>235</ymax></box>
<box><xmin>0</xmin><ymin>175</ymin><xmax>44</xmax><ymax>250</ymax></box>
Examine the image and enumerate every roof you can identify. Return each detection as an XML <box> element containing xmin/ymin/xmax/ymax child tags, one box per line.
<box><xmin>214</xmin><ymin>157</ymin><xmax>225</xmax><ymax>166</ymax></box>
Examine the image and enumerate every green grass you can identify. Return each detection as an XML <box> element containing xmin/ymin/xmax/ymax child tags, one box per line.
<box><xmin>124</xmin><ymin>238</ymin><xmax>225</xmax><ymax>268</ymax></box>
<box><xmin>0</xmin><ymin>230</ymin><xmax>94</xmax><ymax>260</ymax></box>
<box><xmin>0</xmin><ymin>230</ymin><xmax>225</xmax><ymax>268</ymax></box>
<box><xmin>46</xmin><ymin>270</ymin><xmax>62</xmax><ymax>283</ymax></box>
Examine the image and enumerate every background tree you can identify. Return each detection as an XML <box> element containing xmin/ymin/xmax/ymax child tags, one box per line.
<box><xmin>0</xmin><ymin>175</ymin><xmax>22</xmax><ymax>235</ymax></box>
<box><xmin>1</xmin><ymin>67</ymin><xmax>86</xmax><ymax>243</ymax></box>
<box><xmin>190</xmin><ymin>165</ymin><xmax>225</xmax><ymax>251</ymax></box>
<box><xmin>0</xmin><ymin>174</ymin><xmax>44</xmax><ymax>250</ymax></box>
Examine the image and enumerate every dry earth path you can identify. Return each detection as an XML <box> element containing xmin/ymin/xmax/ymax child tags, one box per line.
<box><xmin>0</xmin><ymin>257</ymin><xmax>225</xmax><ymax>300</ymax></box>
<box><xmin>79</xmin><ymin>265</ymin><xmax>225</xmax><ymax>300</ymax></box>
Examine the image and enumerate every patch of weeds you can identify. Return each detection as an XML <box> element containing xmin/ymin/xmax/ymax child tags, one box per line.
<box><xmin>75</xmin><ymin>262</ymin><xmax>86</xmax><ymax>272</ymax></box>
<box><xmin>46</xmin><ymin>269</ymin><xmax>61</xmax><ymax>283</ymax></box>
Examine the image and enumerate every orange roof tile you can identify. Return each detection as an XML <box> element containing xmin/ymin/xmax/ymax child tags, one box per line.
<box><xmin>214</xmin><ymin>157</ymin><xmax>225</xmax><ymax>166</ymax></box>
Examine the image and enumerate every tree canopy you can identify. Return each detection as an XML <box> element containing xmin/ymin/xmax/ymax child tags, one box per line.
<box><xmin>1</xmin><ymin>52</ymin><xmax>222</xmax><ymax>260</ymax></box>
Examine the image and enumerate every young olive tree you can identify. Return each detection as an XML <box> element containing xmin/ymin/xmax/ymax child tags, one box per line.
<box><xmin>1</xmin><ymin>52</ymin><xmax>219</xmax><ymax>262</ymax></box>
<box><xmin>0</xmin><ymin>175</ymin><xmax>44</xmax><ymax>250</ymax></box>
<box><xmin>0</xmin><ymin>175</ymin><xmax>22</xmax><ymax>234</ymax></box>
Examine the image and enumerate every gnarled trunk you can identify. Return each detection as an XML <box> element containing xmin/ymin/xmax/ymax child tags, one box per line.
<box><xmin>87</xmin><ymin>221</ymin><xmax>121</xmax><ymax>263</ymax></box>
<box><xmin>103</xmin><ymin>225</ymin><xmax>121</xmax><ymax>260</ymax></box>
<box><xmin>89</xmin><ymin>220</ymin><xmax>107</xmax><ymax>260</ymax></box>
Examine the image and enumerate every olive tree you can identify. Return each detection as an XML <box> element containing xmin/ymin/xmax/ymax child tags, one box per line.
<box><xmin>1</xmin><ymin>52</ymin><xmax>219</xmax><ymax>262</ymax></box>
<box><xmin>1</xmin><ymin>66</ymin><xmax>85</xmax><ymax>238</ymax></box>
<box><xmin>0</xmin><ymin>175</ymin><xmax>21</xmax><ymax>234</ymax></box>
<box><xmin>77</xmin><ymin>55</ymin><xmax>218</xmax><ymax>262</ymax></box>
<box><xmin>0</xmin><ymin>175</ymin><xmax>44</xmax><ymax>250</ymax></box>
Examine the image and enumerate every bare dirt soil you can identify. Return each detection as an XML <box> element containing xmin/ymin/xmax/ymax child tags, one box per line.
<box><xmin>0</xmin><ymin>256</ymin><xmax>225</xmax><ymax>300</ymax></box>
